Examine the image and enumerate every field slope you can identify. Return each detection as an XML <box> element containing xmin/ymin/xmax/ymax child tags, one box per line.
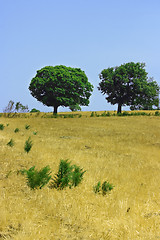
<box><xmin>0</xmin><ymin>114</ymin><xmax>160</xmax><ymax>239</ymax></box>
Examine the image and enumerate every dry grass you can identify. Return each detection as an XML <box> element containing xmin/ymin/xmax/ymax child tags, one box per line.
<box><xmin>0</xmin><ymin>112</ymin><xmax>160</xmax><ymax>239</ymax></box>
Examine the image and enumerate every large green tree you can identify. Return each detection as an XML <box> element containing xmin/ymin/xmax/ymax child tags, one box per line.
<box><xmin>98</xmin><ymin>62</ymin><xmax>159</xmax><ymax>113</ymax></box>
<box><xmin>29</xmin><ymin>65</ymin><xmax>93</xmax><ymax>114</ymax></box>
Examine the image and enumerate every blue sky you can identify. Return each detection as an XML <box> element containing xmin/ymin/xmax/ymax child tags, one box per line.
<box><xmin>1</xmin><ymin>0</ymin><xmax>160</xmax><ymax>112</ymax></box>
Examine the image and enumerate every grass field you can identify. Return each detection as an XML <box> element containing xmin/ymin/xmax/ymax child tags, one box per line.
<box><xmin>0</xmin><ymin>112</ymin><xmax>160</xmax><ymax>239</ymax></box>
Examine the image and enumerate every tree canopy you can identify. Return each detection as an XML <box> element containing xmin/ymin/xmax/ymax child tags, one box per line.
<box><xmin>29</xmin><ymin>65</ymin><xmax>93</xmax><ymax>113</ymax></box>
<box><xmin>98</xmin><ymin>62</ymin><xmax>159</xmax><ymax>113</ymax></box>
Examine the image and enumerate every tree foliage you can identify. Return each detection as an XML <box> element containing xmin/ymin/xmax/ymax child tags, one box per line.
<box><xmin>130</xmin><ymin>78</ymin><xmax>159</xmax><ymax>110</ymax></box>
<box><xmin>69</xmin><ymin>103</ymin><xmax>81</xmax><ymax>112</ymax></box>
<box><xmin>98</xmin><ymin>62</ymin><xmax>159</xmax><ymax>113</ymax></box>
<box><xmin>29</xmin><ymin>65</ymin><xmax>93</xmax><ymax>114</ymax></box>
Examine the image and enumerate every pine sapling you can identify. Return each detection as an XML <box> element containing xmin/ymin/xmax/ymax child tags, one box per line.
<box><xmin>14</xmin><ymin>128</ymin><xmax>19</xmax><ymax>133</ymax></box>
<box><xmin>19</xmin><ymin>166</ymin><xmax>52</xmax><ymax>189</ymax></box>
<box><xmin>7</xmin><ymin>139</ymin><xmax>14</xmax><ymax>147</ymax></box>
<box><xmin>0</xmin><ymin>124</ymin><xmax>4</xmax><ymax>130</ymax></box>
<box><xmin>24</xmin><ymin>137</ymin><xmax>33</xmax><ymax>153</ymax></box>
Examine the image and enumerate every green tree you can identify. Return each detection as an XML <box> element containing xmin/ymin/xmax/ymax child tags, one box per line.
<box><xmin>98</xmin><ymin>62</ymin><xmax>159</xmax><ymax>113</ymax></box>
<box><xmin>29</xmin><ymin>65</ymin><xmax>93</xmax><ymax>114</ymax></box>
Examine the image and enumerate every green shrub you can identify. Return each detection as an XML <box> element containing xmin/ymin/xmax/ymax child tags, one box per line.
<box><xmin>106</xmin><ymin>111</ymin><xmax>111</xmax><ymax>116</ymax></box>
<box><xmin>70</xmin><ymin>164</ymin><xmax>86</xmax><ymax>187</ymax></box>
<box><xmin>90</xmin><ymin>112</ymin><xmax>95</xmax><ymax>117</ymax></box>
<box><xmin>155</xmin><ymin>111</ymin><xmax>160</xmax><ymax>116</ymax></box>
<box><xmin>50</xmin><ymin>114</ymin><xmax>58</xmax><ymax>118</ymax></box>
<box><xmin>101</xmin><ymin>111</ymin><xmax>111</xmax><ymax>117</ymax></box>
<box><xmin>93</xmin><ymin>181</ymin><xmax>101</xmax><ymax>193</ymax></box>
<box><xmin>0</xmin><ymin>124</ymin><xmax>4</xmax><ymax>130</ymax></box>
<box><xmin>101</xmin><ymin>111</ymin><xmax>106</xmax><ymax>117</ymax></box>
<box><xmin>117</xmin><ymin>112</ymin><xmax>123</xmax><ymax>116</ymax></box>
<box><xmin>42</xmin><ymin>113</ymin><xmax>81</xmax><ymax>119</ymax></box>
<box><xmin>51</xmin><ymin>159</ymin><xmax>86</xmax><ymax>190</ymax></box>
<box><xmin>24</xmin><ymin>137</ymin><xmax>33</xmax><ymax>153</ymax></box>
<box><xmin>25</xmin><ymin>124</ymin><xmax>30</xmax><ymax>130</ymax></box>
<box><xmin>51</xmin><ymin>160</ymin><xmax>72</xmax><ymax>189</ymax></box>
<box><xmin>33</xmin><ymin>131</ymin><xmax>38</xmax><ymax>135</ymax></box>
<box><xmin>19</xmin><ymin>166</ymin><xmax>52</xmax><ymax>189</ymax></box>
<box><xmin>101</xmin><ymin>181</ymin><xmax>114</xmax><ymax>195</ymax></box>
<box><xmin>14</xmin><ymin>128</ymin><xmax>19</xmax><ymax>133</ymax></box>
<box><xmin>93</xmin><ymin>180</ymin><xmax>114</xmax><ymax>195</ymax></box>
<box><xmin>95</xmin><ymin>112</ymin><xmax>100</xmax><ymax>117</ymax></box>
<box><xmin>122</xmin><ymin>111</ymin><xmax>129</xmax><ymax>116</ymax></box>
<box><xmin>63</xmin><ymin>114</ymin><xmax>76</xmax><ymax>118</ymax></box>
<box><xmin>7</xmin><ymin>139</ymin><xmax>14</xmax><ymax>147</ymax></box>
<box><xmin>30</xmin><ymin>108</ymin><xmax>40</xmax><ymax>113</ymax></box>
<box><xmin>140</xmin><ymin>112</ymin><xmax>147</xmax><ymax>116</ymax></box>
<box><xmin>117</xmin><ymin>111</ymin><xmax>149</xmax><ymax>117</ymax></box>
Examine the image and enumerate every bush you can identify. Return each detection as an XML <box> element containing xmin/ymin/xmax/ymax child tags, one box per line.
<box><xmin>117</xmin><ymin>112</ymin><xmax>123</xmax><ymax>116</ymax></box>
<box><xmin>71</xmin><ymin>164</ymin><xmax>86</xmax><ymax>187</ymax></box>
<box><xmin>14</xmin><ymin>128</ymin><xmax>19</xmax><ymax>133</ymax></box>
<box><xmin>25</xmin><ymin>124</ymin><xmax>30</xmax><ymax>130</ymax></box>
<box><xmin>0</xmin><ymin>124</ymin><xmax>4</xmax><ymax>130</ymax></box>
<box><xmin>63</xmin><ymin>114</ymin><xmax>74</xmax><ymax>118</ymax></box>
<box><xmin>7</xmin><ymin>139</ymin><xmax>14</xmax><ymax>147</ymax></box>
<box><xmin>122</xmin><ymin>111</ymin><xmax>129</xmax><ymax>116</ymax></box>
<box><xmin>101</xmin><ymin>111</ymin><xmax>111</xmax><ymax>117</ymax></box>
<box><xmin>90</xmin><ymin>112</ymin><xmax>95</xmax><ymax>117</ymax></box>
<box><xmin>62</xmin><ymin>114</ymin><xmax>81</xmax><ymax>118</ymax></box>
<box><xmin>30</xmin><ymin>108</ymin><xmax>40</xmax><ymax>113</ymax></box>
<box><xmin>95</xmin><ymin>112</ymin><xmax>100</xmax><ymax>117</ymax></box>
<box><xmin>106</xmin><ymin>111</ymin><xmax>111</xmax><ymax>116</ymax></box>
<box><xmin>101</xmin><ymin>181</ymin><xmax>114</xmax><ymax>195</ymax></box>
<box><xmin>19</xmin><ymin>166</ymin><xmax>52</xmax><ymax>189</ymax></box>
<box><xmin>93</xmin><ymin>181</ymin><xmax>101</xmax><ymax>194</ymax></box>
<box><xmin>93</xmin><ymin>181</ymin><xmax>114</xmax><ymax>195</ymax></box>
<box><xmin>42</xmin><ymin>113</ymin><xmax>81</xmax><ymax>119</ymax></box>
<box><xmin>140</xmin><ymin>112</ymin><xmax>147</xmax><ymax>116</ymax></box>
<box><xmin>155</xmin><ymin>111</ymin><xmax>160</xmax><ymax>116</ymax></box>
<box><xmin>50</xmin><ymin>159</ymin><xmax>86</xmax><ymax>190</ymax></box>
<box><xmin>117</xmin><ymin>111</ymin><xmax>150</xmax><ymax>117</ymax></box>
<box><xmin>24</xmin><ymin>137</ymin><xmax>33</xmax><ymax>153</ymax></box>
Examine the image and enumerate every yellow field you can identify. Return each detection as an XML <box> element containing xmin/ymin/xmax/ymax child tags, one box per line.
<box><xmin>0</xmin><ymin>112</ymin><xmax>160</xmax><ymax>239</ymax></box>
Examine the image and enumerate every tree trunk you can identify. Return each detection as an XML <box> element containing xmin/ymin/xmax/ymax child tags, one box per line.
<box><xmin>53</xmin><ymin>106</ymin><xmax>58</xmax><ymax>114</ymax></box>
<box><xmin>117</xmin><ymin>103</ymin><xmax>122</xmax><ymax>114</ymax></box>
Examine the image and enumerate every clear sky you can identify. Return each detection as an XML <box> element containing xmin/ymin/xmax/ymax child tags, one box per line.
<box><xmin>1</xmin><ymin>0</ymin><xmax>160</xmax><ymax>112</ymax></box>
